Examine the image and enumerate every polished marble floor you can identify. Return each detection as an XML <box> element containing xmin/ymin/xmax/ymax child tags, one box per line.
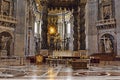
<box><xmin>0</xmin><ymin>62</ymin><xmax>120</xmax><ymax>80</ymax></box>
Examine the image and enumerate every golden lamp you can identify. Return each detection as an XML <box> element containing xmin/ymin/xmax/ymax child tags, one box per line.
<box><xmin>48</xmin><ymin>25</ymin><xmax>57</xmax><ymax>35</ymax></box>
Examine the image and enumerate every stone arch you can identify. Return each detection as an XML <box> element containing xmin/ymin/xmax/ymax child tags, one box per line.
<box><xmin>0</xmin><ymin>29</ymin><xmax>14</xmax><ymax>38</ymax></box>
<box><xmin>99</xmin><ymin>31</ymin><xmax>116</xmax><ymax>39</ymax></box>
<box><xmin>0</xmin><ymin>31</ymin><xmax>14</xmax><ymax>56</ymax></box>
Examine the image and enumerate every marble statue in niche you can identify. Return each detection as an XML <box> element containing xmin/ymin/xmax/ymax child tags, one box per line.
<box><xmin>103</xmin><ymin>6</ymin><xmax>111</xmax><ymax>19</ymax></box>
<box><xmin>99</xmin><ymin>0</ymin><xmax>112</xmax><ymax>20</ymax></box>
<box><xmin>0</xmin><ymin>35</ymin><xmax>12</xmax><ymax>56</ymax></box>
<box><xmin>104</xmin><ymin>38</ymin><xmax>113</xmax><ymax>53</ymax></box>
<box><xmin>99</xmin><ymin>33</ymin><xmax>114</xmax><ymax>53</ymax></box>
<box><xmin>99</xmin><ymin>36</ymin><xmax>113</xmax><ymax>53</ymax></box>
<box><xmin>1</xmin><ymin>36</ymin><xmax>10</xmax><ymax>50</ymax></box>
<box><xmin>99</xmin><ymin>40</ymin><xmax>105</xmax><ymax>53</ymax></box>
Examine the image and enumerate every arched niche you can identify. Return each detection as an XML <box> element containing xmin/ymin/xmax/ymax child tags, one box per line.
<box><xmin>0</xmin><ymin>31</ymin><xmax>14</xmax><ymax>56</ymax></box>
<box><xmin>99</xmin><ymin>33</ymin><xmax>116</xmax><ymax>53</ymax></box>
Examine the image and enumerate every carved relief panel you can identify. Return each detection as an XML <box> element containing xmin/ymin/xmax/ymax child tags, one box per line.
<box><xmin>98</xmin><ymin>0</ymin><xmax>114</xmax><ymax>20</ymax></box>
<box><xmin>1</xmin><ymin>0</ymin><xmax>14</xmax><ymax>16</ymax></box>
<box><xmin>103</xmin><ymin>5</ymin><xmax>111</xmax><ymax>19</ymax></box>
<box><xmin>2</xmin><ymin>0</ymin><xmax>10</xmax><ymax>16</ymax></box>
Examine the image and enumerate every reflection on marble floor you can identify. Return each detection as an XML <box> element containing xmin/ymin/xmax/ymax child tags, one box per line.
<box><xmin>0</xmin><ymin>63</ymin><xmax>120</xmax><ymax>80</ymax></box>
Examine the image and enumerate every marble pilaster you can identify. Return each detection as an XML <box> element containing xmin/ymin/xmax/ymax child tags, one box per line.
<box><xmin>73</xmin><ymin>8</ymin><xmax>78</xmax><ymax>51</ymax></box>
<box><xmin>79</xmin><ymin>4</ymin><xmax>86</xmax><ymax>50</ymax></box>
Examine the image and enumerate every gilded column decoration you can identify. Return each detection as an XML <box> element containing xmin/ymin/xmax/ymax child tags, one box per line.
<box><xmin>41</xmin><ymin>0</ymin><xmax>49</xmax><ymax>49</ymax></box>
<box><xmin>79</xmin><ymin>5</ymin><xmax>86</xmax><ymax>50</ymax></box>
<box><xmin>73</xmin><ymin>8</ymin><xmax>78</xmax><ymax>51</ymax></box>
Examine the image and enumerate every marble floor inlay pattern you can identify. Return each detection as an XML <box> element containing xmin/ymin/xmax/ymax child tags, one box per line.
<box><xmin>0</xmin><ymin>64</ymin><xmax>120</xmax><ymax>80</ymax></box>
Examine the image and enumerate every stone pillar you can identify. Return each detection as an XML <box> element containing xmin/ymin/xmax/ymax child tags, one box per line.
<box><xmin>73</xmin><ymin>8</ymin><xmax>78</xmax><ymax>51</ymax></box>
<box><xmin>15</xmin><ymin>0</ymin><xmax>27</xmax><ymax>56</ymax></box>
<box><xmin>41</xmin><ymin>1</ymin><xmax>48</xmax><ymax>49</ymax></box>
<box><xmin>79</xmin><ymin>4</ymin><xmax>86</xmax><ymax>50</ymax></box>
